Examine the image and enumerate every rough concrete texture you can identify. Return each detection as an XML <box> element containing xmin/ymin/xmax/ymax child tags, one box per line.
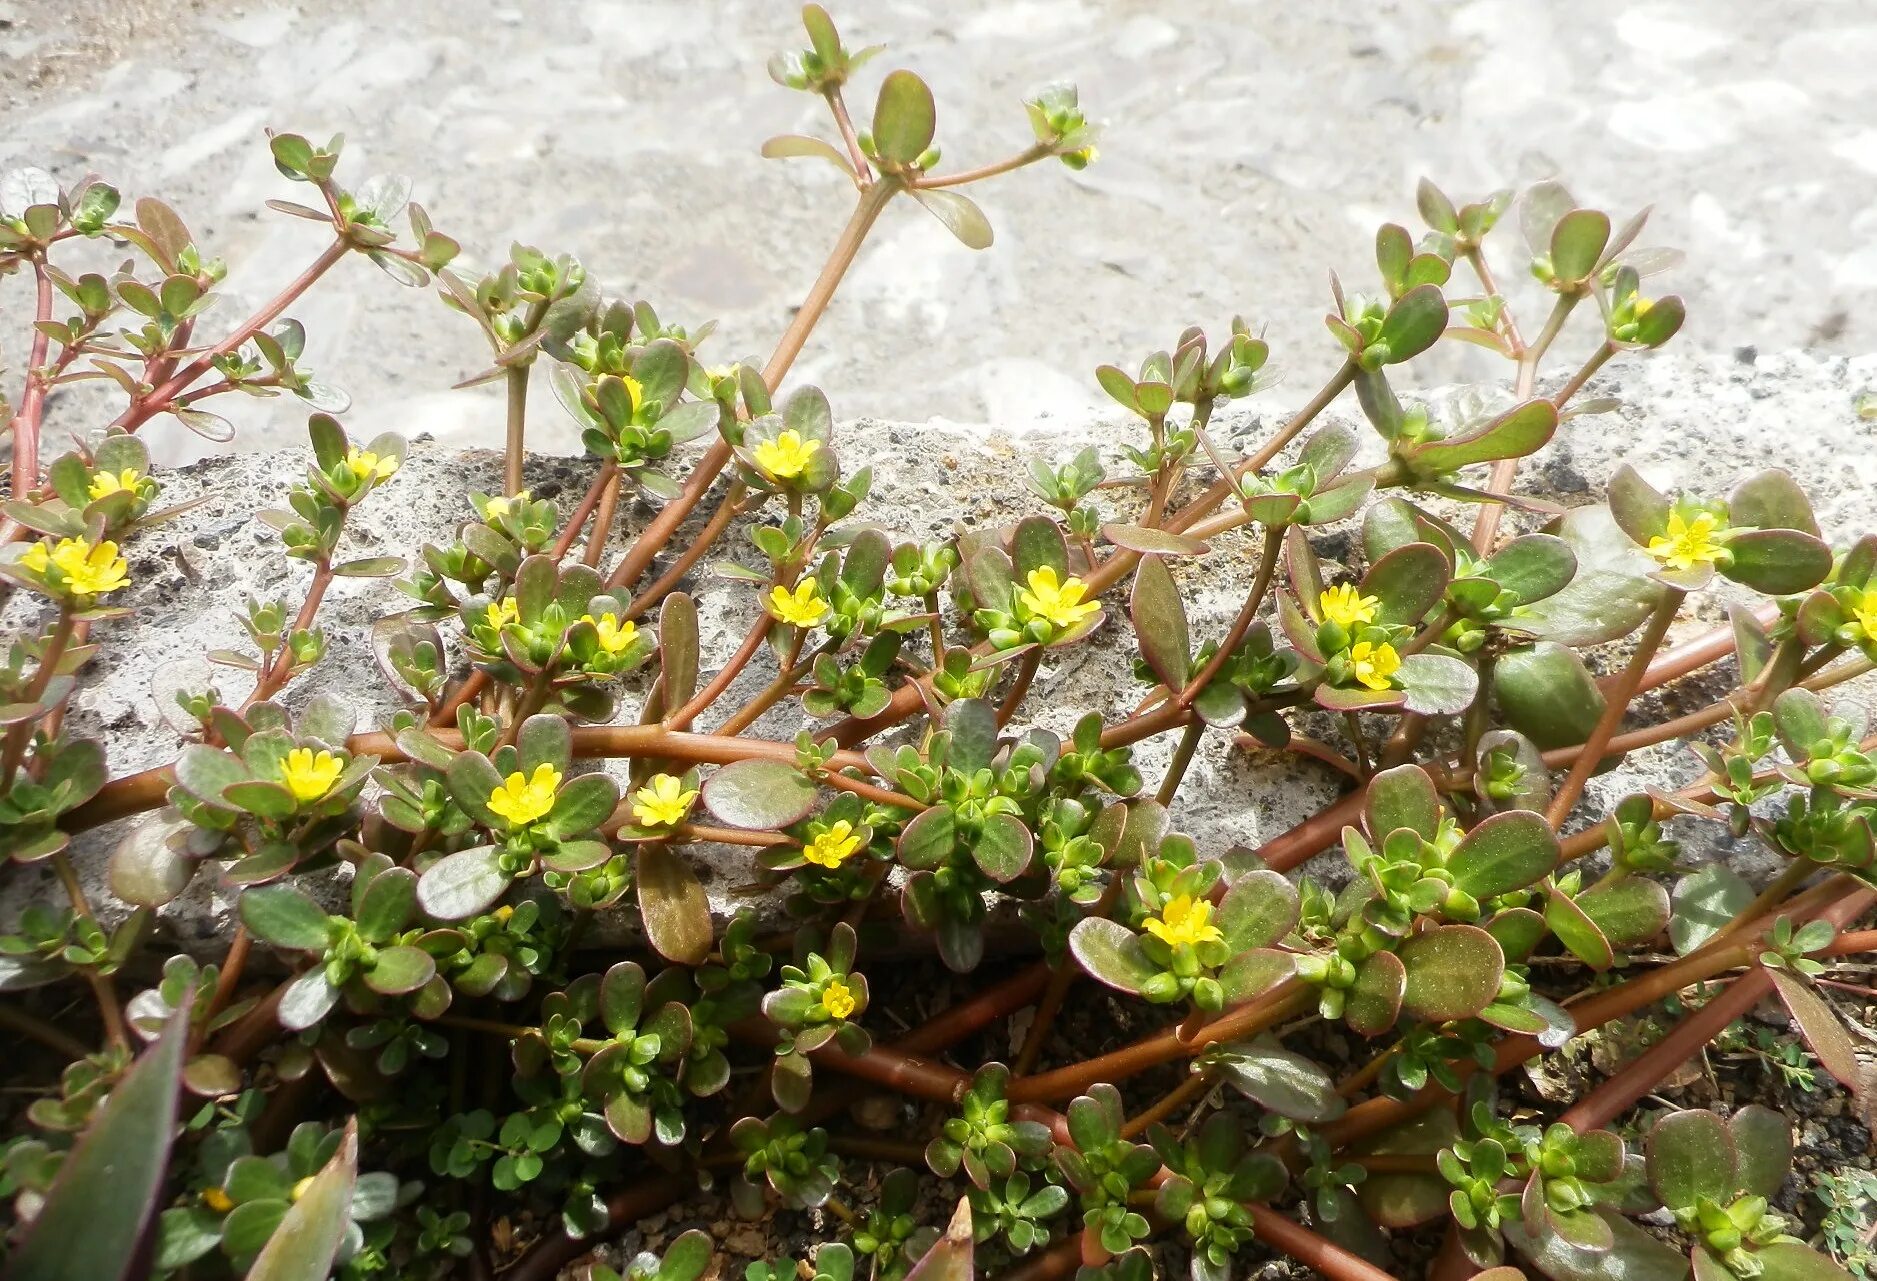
<box><xmin>4</xmin><ymin>0</ymin><xmax>1877</xmax><ymax>465</ymax></box>
<box><xmin>14</xmin><ymin>347</ymin><xmax>1873</xmax><ymax>953</ymax></box>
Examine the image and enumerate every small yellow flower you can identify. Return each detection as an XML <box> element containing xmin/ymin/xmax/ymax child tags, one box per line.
<box><xmin>1631</xmin><ymin>295</ymin><xmax>1655</xmax><ymax>318</ymax></box>
<box><xmin>1646</xmin><ymin>510</ymin><xmax>1726</xmax><ymax>572</ymax></box>
<box><xmin>486</xmin><ymin>490</ymin><xmax>528</xmax><ymax>521</ymax></box>
<box><xmin>581</xmin><ymin>612</ymin><xmax>639</xmax><ymax>657</ymax></box>
<box><xmin>619</xmin><ymin>375</ymin><xmax>644</xmax><ymax>414</ymax></box>
<box><xmin>1016</xmin><ymin>566</ymin><xmax>1100</xmax><ymax>631</ymax></box>
<box><xmin>1142</xmin><ymin>895</ymin><xmax>1223</xmax><ymax>949</ymax></box>
<box><xmin>344</xmin><ymin>447</ymin><xmax>398</xmax><ymax>483</ymax></box>
<box><xmin>768</xmin><ymin>580</ymin><xmax>830</xmax><ymax>629</ymax></box>
<box><xmin>487</xmin><ymin>764</ymin><xmax>562</xmax><ymax>828</ymax></box>
<box><xmin>289</xmin><ymin>1176</ymin><xmax>316</xmax><ymax>1203</ymax></box>
<box><xmin>492</xmin><ymin>904</ymin><xmax>515</xmax><ymax>925</ymax></box>
<box><xmin>87</xmin><ymin>468</ymin><xmax>142</xmax><ymax>501</ymax></box>
<box><xmin>19</xmin><ymin>537</ymin><xmax>131</xmax><ymax>598</ymax></box>
<box><xmin>752</xmin><ymin>430</ymin><xmax>821</xmax><ymax>481</ymax></box>
<box><xmin>1319</xmin><ymin>583</ymin><xmax>1380</xmax><ymax>630</ymax></box>
<box><xmin>483</xmin><ymin>597</ymin><xmax>520</xmax><ymax>633</ymax></box>
<box><xmin>802</xmin><ymin>819</ymin><xmax>863</xmax><ymax>869</ymax></box>
<box><xmin>201</xmin><ymin>1186</ymin><xmax>235</xmax><ymax>1214</ymax></box>
<box><xmin>280</xmin><ymin>747</ymin><xmax>345</xmax><ymax>804</ymax></box>
<box><xmin>1851</xmin><ymin>588</ymin><xmax>1877</xmax><ymax>645</ymax></box>
<box><xmin>1349</xmin><ymin>640</ymin><xmax>1402</xmax><ymax>691</ymax></box>
<box><xmin>823</xmin><ymin>978</ymin><xmax>857</xmax><ymax>1021</ymax></box>
<box><xmin>632</xmin><ymin>774</ymin><xmax>697</xmax><ymax>828</ymax></box>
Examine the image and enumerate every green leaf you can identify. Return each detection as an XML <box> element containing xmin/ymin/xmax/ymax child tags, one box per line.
<box><xmin>1482</xmin><ymin>534</ymin><xmax>1576</xmax><ymax>605</ymax></box>
<box><xmin>896</xmin><ymin>804</ymin><xmax>955</xmax><ymax>870</ymax></box>
<box><xmin>1493</xmin><ymin>642</ymin><xmax>1606</xmax><ymax>751</ymax></box>
<box><xmin>1503</xmin><ymin>1209</ymin><xmax>1689</xmax><ymax>1281</ymax></box>
<box><xmin>1722</xmin><ymin>528</ymin><xmax>1832</xmax><ymax>596</ymax></box>
<box><xmin>1365</xmin><ymin>765</ymin><xmax>1442</xmax><ymax>841</ymax></box>
<box><xmin>911</xmin><ymin>189</ymin><xmax>993</xmax><ymax>250</ymax></box>
<box><xmin>1576</xmin><ymin>878</ymin><xmax>1670</xmax><ymax>947</ymax></box>
<box><xmin>872</xmin><ymin>70</ymin><xmax>937</xmax><ymax>167</ymax></box>
<box><xmin>1354</xmin><ymin>1111</ymin><xmax>1459</xmax><ymax>1227</ymax></box>
<box><xmin>1549</xmin><ymin>209</ymin><xmax>1611</xmax><ymax>284</ymax></box>
<box><xmin>1215</xmin><ymin>1035</ymin><xmax>1346</xmax><ymax>1124</ymax></box>
<box><xmin>1376</xmin><ymin>284</ymin><xmax>1448</xmax><ymax>364</ymax></box>
<box><xmin>1729</xmin><ymin>1105</ymin><xmax>1792</xmax><ymax>1200</ymax></box>
<box><xmin>223</xmin><ymin>779</ymin><xmax>298</xmax><ymax>820</ymax></box>
<box><xmin>1546</xmin><ymin>884</ymin><xmax>1615</xmax><ymax>971</ymax></box>
<box><xmin>971</xmin><ymin>813</ymin><xmax>1032</xmax><ymax>883</ymax></box>
<box><xmin>1669</xmin><ymin>864</ymin><xmax>1753</xmax><ymax>955</ymax></box>
<box><xmin>331</xmin><ymin>556</ymin><xmax>404</xmax><ymax>578</ymax></box>
<box><xmin>1645</xmin><ymin>1110</ymin><xmax>1734</xmax><ymax>1211</ymax></box>
<box><xmin>1399</xmin><ymin>925</ymin><xmax>1504</xmax><ymax>1021</ymax></box>
<box><xmin>1447</xmin><ymin>810</ymin><xmax>1558</xmax><ymax>900</ymax></box>
<box><xmin>1411</xmin><ymin>399</ymin><xmax>1558</xmax><ymax>474</ymax></box>
<box><xmin>1767</xmin><ymin>968</ymin><xmax>1862</xmax><ymax>1091</ymax></box>
<box><xmin>239</xmin><ymin>883</ymin><xmax>331</xmax><ymax>951</ymax></box>
<box><xmin>1398</xmin><ymin>652</ymin><xmax>1478</xmax><ymax>717</ymax></box>
<box><xmin>659</xmin><ymin>1230</ymin><xmax>716</xmax><ymax>1281</ymax></box>
<box><xmin>1513</xmin><ymin>504</ymin><xmax>1666</xmax><ymax>647</ymax></box>
<box><xmin>246</xmin><ymin>1118</ymin><xmax>358</xmax><ymax>1281</ymax></box>
<box><xmin>1069</xmin><ymin>918</ymin><xmax>1157</xmax><ymax>995</ymax></box>
<box><xmin>1344</xmin><ymin>949</ymin><xmax>1405</xmax><ymax>1036</ymax></box>
<box><xmin>416</xmin><ymin>845</ymin><xmax>511</xmax><ymax>920</ymax></box>
<box><xmin>760</xmin><ymin>134</ymin><xmax>856</xmax><ymax>177</ymax></box>
<box><xmin>635</xmin><ymin>844</ymin><xmax>713</xmax><ymax>966</ymax></box>
<box><xmin>1729</xmin><ymin>469</ymin><xmax>1819</xmax><ymax>536</ymax></box>
<box><xmin>1129</xmin><ymin>555</ymin><xmax>1189</xmax><ymax>689</ymax></box>
<box><xmin>1606</xmin><ymin>465</ymin><xmax>1671</xmax><ymax>548</ymax></box>
<box><xmin>277</xmin><ymin>968</ymin><xmax>339</xmax><ymax>1031</ymax></box>
<box><xmin>1101</xmin><ymin>524</ymin><xmax>1209</xmax><ymax>557</ymax></box>
<box><xmin>1215</xmin><ymin>869</ymin><xmax>1300</xmax><ymax>951</ymax></box>
<box><xmin>1011</xmin><ymin>514</ymin><xmax>1069</xmax><ymax>582</ymax></box>
<box><xmin>6</xmin><ymin>997</ymin><xmax>191</xmax><ymax>1281</ymax></box>
<box><xmin>546</xmin><ymin>773</ymin><xmax>619</xmax><ymax>839</ymax></box>
<box><xmin>701</xmin><ymin>758</ymin><xmax>816</xmax><ymax>829</ymax></box>
<box><xmin>1363</xmin><ymin>543</ymin><xmax>1449</xmax><ymax>626</ymax></box>
<box><xmin>1753</xmin><ymin>1243</ymin><xmax>1856</xmax><ymax>1281</ymax></box>
<box><xmin>362</xmin><ymin>945</ymin><xmax>435</xmax><ymax>996</ymax></box>
<box><xmin>354</xmin><ymin>866</ymin><xmax>417</xmax><ymax>942</ymax></box>
<box><xmin>660</xmin><ymin>592</ymin><xmax>700</xmax><ymax>711</ymax></box>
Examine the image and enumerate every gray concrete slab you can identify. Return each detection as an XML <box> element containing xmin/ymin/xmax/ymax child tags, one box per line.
<box><xmin>4</xmin><ymin>0</ymin><xmax>1874</xmax><ymax>462</ymax></box>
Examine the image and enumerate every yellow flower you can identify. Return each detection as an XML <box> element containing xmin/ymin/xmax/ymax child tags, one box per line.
<box><xmin>1349</xmin><ymin>640</ymin><xmax>1402</xmax><ymax>691</ymax></box>
<box><xmin>483</xmin><ymin>597</ymin><xmax>520</xmax><ymax>633</ymax></box>
<box><xmin>19</xmin><ymin>537</ymin><xmax>131</xmax><ymax>597</ymax></box>
<box><xmin>87</xmin><ymin>468</ymin><xmax>142</xmax><ymax>501</ymax></box>
<box><xmin>344</xmin><ymin>447</ymin><xmax>398</xmax><ymax>482</ymax></box>
<box><xmin>619</xmin><ymin>375</ymin><xmax>644</xmax><ymax>414</ymax></box>
<box><xmin>632</xmin><ymin>773</ymin><xmax>697</xmax><ymax>828</ymax></box>
<box><xmin>802</xmin><ymin>819</ymin><xmax>863</xmax><ymax>869</ymax></box>
<box><xmin>752</xmin><ymin>430</ymin><xmax>821</xmax><ymax>481</ymax></box>
<box><xmin>201</xmin><ymin>1187</ymin><xmax>235</xmax><ymax>1214</ymax></box>
<box><xmin>581</xmin><ymin>612</ymin><xmax>639</xmax><ymax>657</ymax></box>
<box><xmin>823</xmin><ymin>978</ymin><xmax>857</xmax><ymax>1021</ymax></box>
<box><xmin>486</xmin><ymin>490</ymin><xmax>528</xmax><ymax>521</ymax></box>
<box><xmin>1631</xmin><ymin>295</ymin><xmax>1655</xmax><ymax>318</ymax></box>
<box><xmin>1319</xmin><ymin>583</ymin><xmax>1380</xmax><ymax>630</ymax></box>
<box><xmin>280</xmin><ymin>747</ymin><xmax>345</xmax><ymax>804</ymax></box>
<box><xmin>290</xmin><ymin>1176</ymin><xmax>316</xmax><ymax>1203</ymax></box>
<box><xmin>492</xmin><ymin>904</ymin><xmax>515</xmax><ymax>925</ymax></box>
<box><xmin>487</xmin><ymin>764</ymin><xmax>561</xmax><ymax>828</ymax></box>
<box><xmin>1646</xmin><ymin>510</ymin><xmax>1726</xmax><ymax>572</ymax></box>
<box><xmin>768</xmin><ymin>580</ymin><xmax>830</xmax><ymax>628</ymax></box>
<box><xmin>1142</xmin><ymin>895</ymin><xmax>1223</xmax><ymax>949</ymax></box>
<box><xmin>1851</xmin><ymin>588</ymin><xmax>1877</xmax><ymax>645</ymax></box>
<box><xmin>1016</xmin><ymin>566</ymin><xmax>1100</xmax><ymax>631</ymax></box>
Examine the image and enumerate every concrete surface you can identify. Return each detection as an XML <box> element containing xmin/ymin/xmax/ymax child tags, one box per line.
<box><xmin>4</xmin><ymin>0</ymin><xmax>1876</xmax><ymax>464</ymax></box>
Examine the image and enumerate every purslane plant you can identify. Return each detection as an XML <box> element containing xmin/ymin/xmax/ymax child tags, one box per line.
<box><xmin>1</xmin><ymin>8</ymin><xmax>1874</xmax><ymax>1281</ymax></box>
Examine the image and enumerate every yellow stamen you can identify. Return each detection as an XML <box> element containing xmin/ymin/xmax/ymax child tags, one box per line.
<box><xmin>280</xmin><ymin>747</ymin><xmax>345</xmax><ymax>804</ymax></box>
<box><xmin>632</xmin><ymin>774</ymin><xmax>697</xmax><ymax>828</ymax></box>
<box><xmin>1142</xmin><ymin>894</ymin><xmax>1223</xmax><ymax>949</ymax></box>
<box><xmin>487</xmin><ymin>764</ymin><xmax>562</xmax><ymax>828</ymax></box>
<box><xmin>1646</xmin><ymin>510</ymin><xmax>1726</xmax><ymax>572</ymax></box>
<box><xmin>1319</xmin><ymin>583</ymin><xmax>1380</xmax><ymax>630</ymax></box>
<box><xmin>802</xmin><ymin>819</ymin><xmax>863</xmax><ymax>869</ymax></box>
<box><xmin>768</xmin><ymin>580</ymin><xmax>830</xmax><ymax>629</ymax></box>
<box><xmin>1015</xmin><ymin>566</ymin><xmax>1100</xmax><ymax>631</ymax></box>
<box><xmin>823</xmin><ymin>978</ymin><xmax>857</xmax><ymax>1020</ymax></box>
<box><xmin>1349</xmin><ymin>640</ymin><xmax>1402</xmax><ymax>691</ymax></box>
<box><xmin>752</xmin><ymin>430</ymin><xmax>821</xmax><ymax>481</ymax></box>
